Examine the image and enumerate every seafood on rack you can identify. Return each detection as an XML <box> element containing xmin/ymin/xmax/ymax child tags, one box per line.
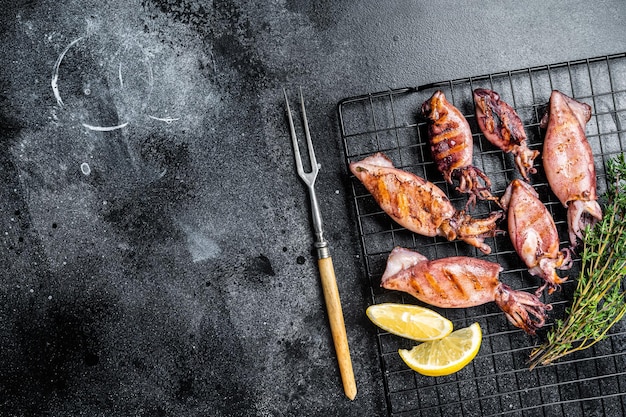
<box><xmin>380</xmin><ymin>247</ymin><xmax>551</xmax><ymax>335</ymax></box>
<box><xmin>473</xmin><ymin>88</ymin><xmax>539</xmax><ymax>181</ymax></box>
<box><xmin>349</xmin><ymin>152</ymin><xmax>503</xmax><ymax>254</ymax></box>
<box><xmin>540</xmin><ymin>90</ymin><xmax>602</xmax><ymax>247</ymax></box>
<box><xmin>421</xmin><ymin>90</ymin><xmax>498</xmax><ymax>207</ymax></box>
<box><xmin>500</xmin><ymin>179</ymin><xmax>573</xmax><ymax>295</ymax></box>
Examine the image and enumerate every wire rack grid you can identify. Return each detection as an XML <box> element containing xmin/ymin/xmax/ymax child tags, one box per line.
<box><xmin>338</xmin><ymin>53</ymin><xmax>626</xmax><ymax>417</ymax></box>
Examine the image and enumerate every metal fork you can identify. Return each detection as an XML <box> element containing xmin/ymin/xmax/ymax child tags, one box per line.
<box><xmin>283</xmin><ymin>87</ymin><xmax>357</xmax><ymax>401</ymax></box>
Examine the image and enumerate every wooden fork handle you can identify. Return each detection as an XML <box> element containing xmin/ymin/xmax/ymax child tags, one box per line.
<box><xmin>318</xmin><ymin>256</ymin><xmax>357</xmax><ymax>400</ymax></box>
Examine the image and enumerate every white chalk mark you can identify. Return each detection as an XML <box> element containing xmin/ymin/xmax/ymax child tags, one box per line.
<box><xmin>81</xmin><ymin>122</ymin><xmax>129</xmax><ymax>131</ymax></box>
<box><xmin>51</xmin><ymin>37</ymin><xmax>83</xmax><ymax>108</ymax></box>
<box><xmin>118</xmin><ymin>62</ymin><xmax>124</xmax><ymax>89</ymax></box>
<box><xmin>148</xmin><ymin>115</ymin><xmax>180</xmax><ymax>124</ymax></box>
<box><xmin>80</xmin><ymin>162</ymin><xmax>91</xmax><ymax>175</ymax></box>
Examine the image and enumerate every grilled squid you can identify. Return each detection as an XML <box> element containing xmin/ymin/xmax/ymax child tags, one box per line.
<box><xmin>350</xmin><ymin>152</ymin><xmax>503</xmax><ymax>254</ymax></box>
<box><xmin>540</xmin><ymin>90</ymin><xmax>602</xmax><ymax>247</ymax></box>
<box><xmin>500</xmin><ymin>179</ymin><xmax>573</xmax><ymax>295</ymax></box>
<box><xmin>421</xmin><ymin>90</ymin><xmax>498</xmax><ymax>207</ymax></box>
<box><xmin>381</xmin><ymin>247</ymin><xmax>551</xmax><ymax>335</ymax></box>
<box><xmin>473</xmin><ymin>88</ymin><xmax>539</xmax><ymax>181</ymax></box>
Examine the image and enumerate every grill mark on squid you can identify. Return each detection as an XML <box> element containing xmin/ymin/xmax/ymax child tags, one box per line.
<box><xmin>442</xmin><ymin>267</ymin><xmax>468</xmax><ymax>300</ymax></box>
<box><xmin>469</xmin><ymin>272</ymin><xmax>485</xmax><ymax>292</ymax></box>
<box><xmin>395</xmin><ymin>192</ymin><xmax>409</xmax><ymax>219</ymax></box>
<box><xmin>424</xmin><ymin>271</ymin><xmax>447</xmax><ymax>299</ymax></box>
<box><xmin>430</xmin><ymin>126</ymin><xmax>463</xmax><ymax>143</ymax></box>
<box><xmin>433</xmin><ymin>141</ymin><xmax>468</xmax><ymax>160</ymax></box>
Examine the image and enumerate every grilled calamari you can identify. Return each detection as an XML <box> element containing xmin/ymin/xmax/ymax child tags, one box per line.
<box><xmin>381</xmin><ymin>247</ymin><xmax>551</xmax><ymax>335</ymax></box>
<box><xmin>349</xmin><ymin>152</ymin><xmax>502</xmax><ymax>254</ymax></box>
<box><xmin>421</xmin><ymin>90</ymin><xmax>498</xmax><ymax>207</ymax></box>
<box><xmin>473</xmin><ymin>88</ymin><xmax>539</xmax><ymax>181</ymax></box>
<box><xmin>540</xmin><ymin>90</ymin><xmax>602</xmax><ymax>247</ymax></box>
<box><xmin>501</xmin><ymin>179</ymin><xmax>573</xmax><ymax>295</ymax></box>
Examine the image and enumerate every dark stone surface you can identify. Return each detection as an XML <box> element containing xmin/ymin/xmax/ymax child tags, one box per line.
<box><xmin>0</xmin><ymin>0</ymin><xmax>625</xmax><ymax>416</ymax></box>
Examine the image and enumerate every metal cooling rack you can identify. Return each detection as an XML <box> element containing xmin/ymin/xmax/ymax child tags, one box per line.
<box><xmin>338</xmin><ymin>53</ymin><xmax>626</xmax><ymax>417</ymax></box>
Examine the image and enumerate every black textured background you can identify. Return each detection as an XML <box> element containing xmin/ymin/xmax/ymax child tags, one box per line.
<box><xmin>1</xmin><ymin>1</ymin><xmax>625</xmax><ymax>416</ymax></box>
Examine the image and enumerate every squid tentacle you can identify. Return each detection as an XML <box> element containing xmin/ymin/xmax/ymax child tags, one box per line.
<box><xmin>528</xmin><ymin>246</ymin><xmax>573</xmax><ymax>295</ymax></box>
<box><xmin>513</xmin><ymin>145</ymin><xmax>539</xmax><ymax>180</ymax></box>
<box><xmin>567</xmin><ymin>200</ymin><xmax>603</xmax><ymax>247</ymax></box>
<box><xmin>454</xmin><ymin>166</ymin><xmax>500</xmax><ymax>209</ymax></box>
<box><xmin>446</xmin><ymin>210</ymin><xmax>504</xmax><ymax>255</ymax></box>
<box><xmin>494</xmin><ymin>283</ymin><xmax>552</xmax><ymax>335</ymax></box>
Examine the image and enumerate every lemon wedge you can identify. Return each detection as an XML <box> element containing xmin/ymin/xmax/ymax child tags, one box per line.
<box><xmin>398</xmin><ymin>322</ymin><xmax>482</xmax><ymax>376</ymax></box>
<box><xmin>366</xmin><ymin>303</ymin><xmax>453</xmax><ymax>341</ymax></box>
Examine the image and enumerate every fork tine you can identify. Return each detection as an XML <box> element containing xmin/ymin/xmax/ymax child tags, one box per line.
<box><xmin>284</xmin><ymin>88</ymin><xmax>306</xmax><ymax>179</ymax></box>
<box><xmin>299</xmin><ymin>87</ymin><xmax>318</xmax><ymax>175</ymax></box>
<box><xmin>284</xmin><ymin>88</ymin><xmax>319</xmax><ymax>183</ymax></box>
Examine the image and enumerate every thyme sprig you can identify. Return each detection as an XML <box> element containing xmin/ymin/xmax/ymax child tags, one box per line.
<box><xmin>529</xmin><ymin>154</ymin><xmax>626</xmax><ymax>368</ymax></box>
